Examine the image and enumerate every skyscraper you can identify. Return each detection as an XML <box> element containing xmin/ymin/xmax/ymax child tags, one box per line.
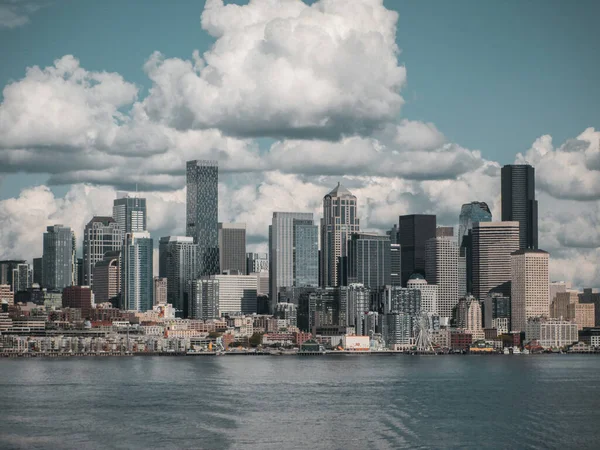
<box><xmin>92</xmin><ymin>251</ymin><xmax>121</xmax><ymax>304</ymax></box>
<box><xmin>347</xmin><ymin>232</ymin><xmax>391</xmax><ymax>289</ymax></box>
<box><xmin>42</xmin><ymin>225</ymin><xmax>75</xmax><ymax>291</ymax></box>
<box><xmin>186</xmin><ymin>160</ymin><xmax>219</xmax><ymax>276</ymax></box>
<box><xmin>390</xmin><ymin>244</ymin><xmax>401</xmax><ymax>286</ymax></box>
<box><xmin>113</xmin><ymin>195</ymin><xmax>147</xmax><ymax>234</ymax></box>
<box><xmin>472</xmin><ymin>222</ymin><xmax>520</xmax><ymax>301</ymax></box>
<box><xmin>501</xmin><ymin>164</ymin><xmax>538</xmax><ymax>249</ymax></box>
<box><xmin>320</xmin><ymin>183</ymin><xmax>360</xmax><ymax>287</ymax></box>
<box><xmin>83</xmin><ymin>216</ymin><xmax>123</xmax><ymax>289</ymax></box>
<box><xmin>399</xmin><ymin>214</ymin><xmax>436</xmax><ymax>286</ymax></box>
<box><xmin>425</xmin><ymin>233</ymin><xmax>458</xmax><ymax>320</ymax></box>
<box><xmin>0</xmin><ymin>260</ymin><xmax>26</xmax><ymax>291</ymax></box>
<box><xmin>269</xmin><ymin>212</ymin><xmax>314</xmax><ymax>310</ymax></box>
<box><xmin>293</xmin><ymin>219</ymin><xmax>319</xmax><ymax>287</ymax></box>
<box><xmin>218</xmin><ymin>223</ymin><xmax>247</xmax><ymax>274</ymax></box>
<box><xmin>511</xmin><ymin>249</ymin><xmax>549</xmax><ymax>332</ymax></box>
<box><xmin>458</xmin><ymin>202</ymin><xmax>492</xmax><ymax>296</ymax></box>
<box><xmin>189</xmin><ymin>278</ymin><xmax>219</xmax><ymax>320</ymax></box>
<box><xmin>246</xmin><ymin>252</ymin><xmax>269</xmax><ymax>274</ymax></box>
<box><xmin>158</xmin><ymin>236</ymin><xmax>197</xmax><ymax>313</ymax></box>
<box><xmin>407</xmin><ymin>274</ymin><xmax>438</xmax><ymax>315</ymax></box>
<box><xmin>12</xmin><ymin>263</ymin><xmax>32</xmax><ymax>292</ymax></box>
<box><xmin>153</xmin><ymin>277</ymin><xmax>167</xmax><ymax>306</ymax></box>
<box><xmin>121</xmin><ymin>232</ymin><xmax>153</xmax><ymax>311</ymax></box>
<box><xmin>33</xmin><ymin>257</ymin><xmax>43</xmax><ymax>286</ymax></box>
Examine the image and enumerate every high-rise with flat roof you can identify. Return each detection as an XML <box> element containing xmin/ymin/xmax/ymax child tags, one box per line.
<box><xmin>458</xmin><ymin>202</ymin><xmax>492</xmax><ymax>294</ymax></box>
<box><xmin>121</xmin><ymin>232</ymin><xmax>153</xmax><ymax>311</ymax></box>
<box><xmin>189</xmin><ymin>278</ymin><xmax>219</xmax><ymax>320</ymax></box>
<box><xmin>425</xmin><ymin>233</ymin><xmax>458</xmax><ymax>320</ymax></box>
<box><xmin>293</xmin><ymin>219</ymin><xmax>319</xmax><ymax>288</ymax></box>
<box><xmin>186</xmin><ymin>160</ymin><xmax>219</xmax><ymax>277</ymax></box>
<box><xmin>501</xmin><ymin>164</ymin><xmax>538</xmax><ymax>249</ymax></box>
<box><xmin>0</xmin><ymin>261</ymin><xmax>25</xmax><ymax>290</ymax></box>
<box><xmin>153</xmin><ymin>277</ymin><xmax>167</xmax><ymax>306</ymax></box>
<box><xmin>246</xmin><ymin>253</ymin><xmax>269</xmax><ymax>274</ymax></box>
<box><xmin>511</xmin><ymin>249</ymin><xmax>549</xmax><ymax>332</ymax></box>
<box><xmin>269</xmin><ymin>212</ymin><xmax>314</xmax><ymax>309</ymax></box>
<box><xmin>12</xmin><ymin>263</ymin><xmax>32</xmax><ymax>293</ymax></box>
<box><xmin>42</xmin><ymin>225</ymin><xmax>75</xmax><ymax>291</ymax></box>
<box><xmin>472</xmin><ymin>222</ymin><xmax>520</xmax><ymax>301</ymax></box>
<box><xmin>218</xmin><ymin>223</ymin><xmax>247</xmax><ymax>274</ymax></box>
<box><xmin>92</xmin><ymin>251</ymin><xmax>121</xmax><ymax>304</ymax></box>
<box><xmin>347</xmin><ymin>233</ymin><xmax>391</xmax><ymax>289</ymax></box>
<box><xmin>320</xmin><ymin>183</ymin><xmax>360</xmax><ymax>287</ymax></box>
<box><xmin>399</xmin><ymin>214</ymin><xmax>436</xmax><ymax>286</ymax></box>
<box><xmin>159</xmin><ymin>236</ymin><xmax>197</xmax><ymax>313</ymax></box>
<box><xmin>83</xmin><ymin>216</ymin><xmax>123</xmax><ymax>289</ymax></box>
<box><xmin>113</xmin><ymin>195</ymin><xmax>147</xmax><ymax>234</ymax></box>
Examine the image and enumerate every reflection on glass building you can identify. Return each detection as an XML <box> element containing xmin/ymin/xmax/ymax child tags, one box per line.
<box><xmin>293</xmin><ymin>219</ymin><xmax>319</xmax><ymax>287</ymax></box>
<box><xmin>186</xmin><ymin>160</ymin><xmax>219</xmax><ymax>277</ymax></box>
<box><xmin>122</xmin><ymin>232</ymin><xmax>154</xmax><ymax>312</ymax></box>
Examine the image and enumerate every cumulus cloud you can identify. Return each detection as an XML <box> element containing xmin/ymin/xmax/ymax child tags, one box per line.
<box><xmin>0</xmin><ymin>0</ymin><xmax>46</xmax><ymax>29</ymax></box>
<box><xmin>142</xmin><ymin>0</ymin><xmax>406</xmax><ymax>139</ymax></box>
<box><xmin>516</xmin><ymin>127</ymin><xmax>600</xmax><ymax>200</ymax></box>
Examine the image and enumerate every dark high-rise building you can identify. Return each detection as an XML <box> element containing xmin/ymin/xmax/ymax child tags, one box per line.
<box><xmin>62</xmin><ymin>286</ymin><xmax>93</xmax><ymax>318</ymax></box>
<box><xmin>387</xmin><ymin>224</ymin><xmax>399</xmax><ymax>244</ymax></box>
<box><xmin>0</xmin><ymin>260</ymin><xmax>26</xmax><ymax>291</ymax></box>
<box><xmin>218</xmin><ymin>223</ymin><xmax>246</xmax><ymax>274</ymax></box>
<box><xmin>42</xmin><ymin>225</ymin><xmax>75</xmax><ymax>291</ymax></box>
<box><xmin>390</xmin><ymin>244</ymin><xmax>401</xmax><ymax>286</ymax></box>
<box><xmin>33</xmin><ymin>257</ymin><xmax>43</xmax><ymax>286</ymax></box>
<box><xmin>579</xmin><ymin>289</ymin><xmax>600</xmax><ymax>327</ymax></box>
<box><xmin>347</xmin><ymin>232</ymin><xmax>391</xmax><ymax>289</ymax></box>
<box><xmin>12</xmin><ymin>263</ymin><xmax>32</xmax><ymax>293</ymax></box>
<box><xmin>113</xmin><ymin>195</ymin><xmax>147</xmax><ymax>234</ymax></box>
<box><xmin>293</xmin><ymin>219</ymin><xmax>319</xmax><ymax>287</ymax></box>
<box><xmin>159</xmin><ymin>236</ymin><xmax>197</xmax><ymax>313</ymax></box>
<box><xmin>186</xmin><ymin>160</ymin><xmax>219</xmax><ymax>276</ymax></box>
<box><xmin>399</xmin><ymin>215</ymin><xmax>436</xmax><ymax>286</ymax></box>
<box><xmin>121</xmin><ymin>232</ymin><xmax>153</xmax><ymax>312</ymax></box>
<box><xmin>458</xmin><ymin>202</ymin><xmax>492</xmax><ymax>295</ymax></box>
<box><xmin>501</xmin><ymin>164</ymin><xmax>538</xmax><ymax>249</ymax></box>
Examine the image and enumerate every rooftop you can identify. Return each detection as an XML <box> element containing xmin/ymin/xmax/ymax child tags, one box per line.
<box><xmin>327</xmin><ymin>182</ymin><xmax>354</xmax><ymax>197</ymax></box>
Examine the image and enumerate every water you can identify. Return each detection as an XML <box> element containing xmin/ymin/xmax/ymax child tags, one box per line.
<box><xmin>0</xmin><ymin>355</ymin><xmax>599</xmax><ymax>449</ymax></box>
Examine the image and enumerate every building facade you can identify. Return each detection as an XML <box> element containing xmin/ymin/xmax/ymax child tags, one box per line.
<box><xmin>320</xmin><ymin>183</ymin><xmax>360</xmax><ymax>288</ymax></box>
<box><xmin>246</xmin><ymin>253</ymin><xmax>269</xmax><ymax>274</ymax></box>
<box><xmin>526</xmin><ymin>318</ymin><xmax>578</xmax><ymax>348</ymax></box>
<box><xmin>501</xmin><ymin>164</ymin><xmax>538</xmax><ymax>250</ymax></box>
<box><xmin>189</xmin><ymin>278</ymin><xmax>219</xmax><ymax>320</ymax></box>
<box><xmin>159</xmin><ymin>236</ymin><xmax>197</xmax><ymax>313</ymax></box>
<box><xmin>113</xmin><ymin>195</ymin><xmax>147</xmax><ymax>234</ymax></box>
<box><xmin>511</xmin><ymin>249</ymin><xmax>549</xmax><ymax>332</ymax></box>
<box><xmin>218</xmin><ymin>223</ymin><xmax>247</xmax><ymax>274</ymax></box>
<box><xmin>293</xmin><ymin>219</ymin><xmax>319</xmax><ymax>288</ymax></box>
<box><xmin>12</xmin><ymin>263</ymin><xmax>32</xmax><ymax>293</ymax></box>
<box><xmin>121</xmin><ymin>232</ymin><xmax>154</xmax><ymax>312</ymax></box>
<box><xmin>42</xmin><ymin>225</ymin><xmax>75</xmax><ymax>291</ymax></box>
<box><xmin>62</xmin><ymin>286</ymin><xmax>93</xmax><ymax>318</ymax></box>
<box><xmin>211</xmin><ymin>274</ymin><xmax>258</xmax><ymax>316</ymax></box>
<box><xmin>83</xmin><ymin>216</ymin><xmax>123</xmax><ymax>289</ymax></box>
<box><xmin>92</xmin><ymin>251</ymin><xmax>121</xmax><ymax>304</ymax></box>
<box><xmin>458</xmin><ymin>201</ymin><xmax>492</xmax><ymax>295</ymax></box>
<box><xmin>399</xmin><ymin>214</ymin><xmax>436</xmax><ymax>286</ymax></box>
<box><xmin>425</xmin><ymin>233</ymin><xmax>458</xmax><ymax>320</ymax></box>
<box><xmin>186</xmin><ymin>160</ymin><xmax>219</xmax><ymax>277</ymax></box>
<box><xmin>347</xmin><ymin>232</ymin><xmax>391</xmax><ymax>289</ymax></box>
<box><xmin>407</xmin><ymin>275</ymin><xmax>438</xmax><ymax>315</ymax></box>
<box><xmin>472</xmin><ymin>221</ymin><xmax>520</xmax><ymax>301</ymax></box>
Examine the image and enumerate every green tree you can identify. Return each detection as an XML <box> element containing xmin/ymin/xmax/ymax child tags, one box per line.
<box><xmin>249</xmin><ymin>332</ymin><xmax>263</xmax><ymax>347</ymax></box>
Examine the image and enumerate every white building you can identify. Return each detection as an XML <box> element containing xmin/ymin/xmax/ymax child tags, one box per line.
<box><xmin>492</xmin><ymin>317</ymin><xmax>510</xmax><ymax>335</ymax></box>
<box><xmin>425</xmin><ymin>235</ymin><xmax>458</xmax><ymax>320</ymax></box>
<box><xmin>407</xmin><ymin>276</ymin><xmax>438</xmax><ymax>315</ymax></box>
<box><xmin>526</xmin><ymin>317</ymin><xmax>578</xmax><ymax>348</ymax></box>
<box><xmin>511</xmin><ymin>249</ymin><xmax>550</xmax><ymax>332</ymax></box>
<box><xmin>83</xmin><ymin>216</ymin><xmax>123</xmax><ymax>289</ymax></box>
<box><xmin>213</xmin><ymin>274</ymin><xmax>257</xmax><ymax>316</ymax></box>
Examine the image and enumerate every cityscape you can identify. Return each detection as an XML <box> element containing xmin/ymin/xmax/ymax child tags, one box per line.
<box><xmin>1</xmin><ymin>159</ymin><xmax>598</xmax><ymax>356</ymax></box>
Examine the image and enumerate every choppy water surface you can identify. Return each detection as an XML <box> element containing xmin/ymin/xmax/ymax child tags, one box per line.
<box><xmin>1</xmin><ymin>355</ymin><xmax>599</xmax><ymax>449</ymax></box>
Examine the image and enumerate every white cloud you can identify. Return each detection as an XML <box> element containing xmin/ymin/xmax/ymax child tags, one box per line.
<box><xmin>0</xmin><ymin>1</ymin><xmax>46</xmax><ymax>29</ymax></box>
<box><xmin>142</xmin><ymin>0</ymin><xmax>406</xmax><ymax>139</ymax></box>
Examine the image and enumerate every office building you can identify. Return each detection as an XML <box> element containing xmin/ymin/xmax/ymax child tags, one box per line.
<box><xmin>33</xmin><ymin>257</ymin><xmax>43</xmax><ymax>286</ymax></box>
<box><xmin>501</xmin><ymin>164</ymin><xmax>538</xmax><ymax>249</ymax></box>
<box><xmin>92</xmin><ymin>251</ymin><xmax>121</xmax><ymax>304</ymax></box>
<box><xmin>153</xmin><ymin>277</ymin><xmax>167</xmax><ymax>306</ymax></box>
<box><xmin>269</xmin><ymin>212</ymin><xmax>314</xmax><ymax>308</ymax></box>
<box><xmin>42</xmin><ymin>225</ymin><xmax>75</xmax><ymax>291</ymax></box>
<box><xmin>0</xmin><ymin>260</ymin><xmax>26</xmax><ymax>291</ymax></box>
<box><xmin>186</xmin><ymin>160</ymin><xmax>219</xmax><ymax>276</ymax></box>
<box><xmin>472</xmin><ymin>222</ymin><xmax>520</xmax><ymax>301</ymax></box>
<box><xmin>12</xmin><ymin>263</ymin><xmax>32</xmax><ymax>293</ymax></box>
<box><xmin>121</xmin><ymin>232</ymin><xmax>154</xmax><ymax>312</ymax></box>
<box><xmin>347</xmin><ymin>232</ymin><xmax>391</xmax><ymax>289</ymax></box>
<box><xmin>275</xmin><ymin>302</ymin><xmax>298</xmax><ymax>327</ymax></box>
<box><xmin>75</xmin><ymin>258</ymin><xmax>84</xmax><ymax>286</ymax></box>
<box><xmin>387</xmin><ymin>224</ymin><xmax>399</xmax><ymax>245</ymax></box>
<box><xmin>399</xmin><ymin>214</ymin><xmax>436</xmax><ymax>286</ymax></box>
<box><xmin>456</xmin><ymin>295</ymin><xmax>484</xmax><ymax>340</ymax></box>
<box><xmin>218</xmin><ymin>223</ymin><xmax>247</xmax><ymax>274</ymax></box>
<box><xmin>159</xmin><ymin>236</ymin><xmax>197</xmax><ymax>313</ymax></box>
<box><xmin>339</xmin><ymin>284</ymin><xmax>371</xmax><ymax>334</ymax></box>
<box><xmin>320</xmin><ymin>183</ymin><xmax>360</xmax><ymax>287</ymax></box>
<box><xmin>579</xmin><ymin>288</ymin><xmax>600</xmax><ymax>326</ymax></box>
<box><xmin>62</xmin><ymin>286</ymin><xmax>93</xmax><ymax>318</ymax></box>
<box><xmin>308</xmin><ymin>288</ymin><xmax>340</xmax><ymax>332</ymax></box>
<box><xmin>511</xmin><ymin>249</ymin><xmax>549</xmax><ymax>332</ymax></box>
<box><xmin>407</xmin><ymin>274</ymin><xmax>437</xmax><ymax>315</ymax></box>
<box><xmin>390</xmin><ymin>243</ymin><xmax>401</xmax><ymax>286</ymax></box>
<box><xmin>113</xmin><ymin>195</ymin><xmax>147</xmax><ymax>234</ymax></box>
<box><xmin>83</xmin><ymin>216</ymin><xmax>123</xmax><ymax>289</ymax></box>
<box><xmin>0</xmin><ymin>285</ymin><xmax>13</xmax><ymax>305</ymax></box>
<box><xmin>425</xmin><ymin>232</ymin><xmax>458</xmax><ymax>319</ymax></box>
<box><xmin>293</xmin><ymin>218</ymin><xmax>319</xmax><ymax>287</ymax></box>
<box><xmin>458</xmin><ymin>202</ymin><xmax>492</xmax><ymax>294</ymax></box>
<box><xmin>246</xmin><ymin>253</ymin><xmax>269</xmax><ymax>274</ymax></box>
<box><xmin>549</xmin><ymin>281</ymin><xmax>571</xmax><ymax>304</ymax></box>
<box><xmin>209</xmin><ymin>274</ymin><xmax>258</xmax><ymax>316</ymax></box>
<box><xmin>550</xmin><ymin>291</ymin><xmax>579</xmax><ymax>320</ymax></box>
<box><xmin>526</xmin><ymin>317</ymin><xmax>578</xmax><ymax>348</ymax></box>
<box><xmin>483</xmin><ymin>292</ymin><xmax>511</xmax><ymax>329</ymax></box>
<box><xmin>567</xmin><ymin>303</ymin><xmax>595</xmax><ymax>330</ymax></box>
<box><xmin>189</xmin><ymin>278</ymin><xmax>219</xmax><ymax>320</ymax></box>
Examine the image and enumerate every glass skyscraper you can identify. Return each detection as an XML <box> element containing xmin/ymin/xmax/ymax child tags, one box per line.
<box><xmin>83</xmin><ymin>216</ymin><xmax>123</xmax><ymax>289</ymax></box>
<box><xmin>347</xmin><ymin>232</ymin><xmax>391</xmax><ymax>289</ymax></box>
<box><xmin>186</xmin><ymin>160</ymin><xmax>219</xmax><ymax>277</ymax></box>
<box><xmin>121</xmin><ymin>232</ymin><xmax>153</xmax><ymax>311</ymax></box>
<box><xmin>399</xmin><ymin>214</ymin><xmax>436</xmax><ymax>286</ymax></box>
<box><xmin>501</xmin><ymin>164</ymin><xmax>538</xmax><ymax>249</ymax></box>
<box><xmin>293</xmin><ymin>219</ymin><xmax>318</xmax><ymax>287</ymax></box>
<box><xmin>458</xmin><ymin>202</ymin><xmax>492</xmax><ymax>295</ymax></box>
<box><xmin>42</xmin><ymin>225</ymin><xmax>75</xmax><ymax>290</ymax></box>
<box><xmin>113</xmin><ymin>196</ymin><xmax>147</xmax><ymax>234</ymax></box>
<box><xmin>159</xmin><ymin>236</ymin><xmax>197</xmax><ymax>314</ymax></box>
<box><xmin>218</xmin><ymin>223</ymin><xmax>247</xmax><ymax>274</ymax></box>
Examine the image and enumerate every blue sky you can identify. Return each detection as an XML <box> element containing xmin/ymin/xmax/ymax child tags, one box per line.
<box><xmin>1</xmin><ymin>0</ymin><xmax>598</xmax><ymax>201</ymax></box>
<box><xmin>0</xmin><ymin>0</ymin><xmax>598</xmax><ymax>286</ymax></box>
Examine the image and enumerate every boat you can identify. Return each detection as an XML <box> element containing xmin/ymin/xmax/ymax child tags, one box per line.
<box><xmin>503</xmin><ymin>348</ymin><xmax>510</xmax><ymax>355</ymax></box>
<box><xmin>512</xmin><ymin>346</ymin><xmax>522</xmax><ymax>355</ymax></box>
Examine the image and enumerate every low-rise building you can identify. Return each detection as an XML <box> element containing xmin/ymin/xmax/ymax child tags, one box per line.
<box><xmin>526</xmin><ymin>317</ymin><xmax>578</xmax><ymax>348</ymax></box>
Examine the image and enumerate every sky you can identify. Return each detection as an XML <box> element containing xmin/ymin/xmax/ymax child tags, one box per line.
<box><xmin>0</xmin><ymin>0</ymin><xmax>598</xmax><ymax>287</ymax></box>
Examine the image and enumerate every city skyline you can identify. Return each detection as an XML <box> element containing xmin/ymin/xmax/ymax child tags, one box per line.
<box><xmin>0</xmin><ymin>0</ymin><xmax>598</xmax><ymax>290</ymax></box>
